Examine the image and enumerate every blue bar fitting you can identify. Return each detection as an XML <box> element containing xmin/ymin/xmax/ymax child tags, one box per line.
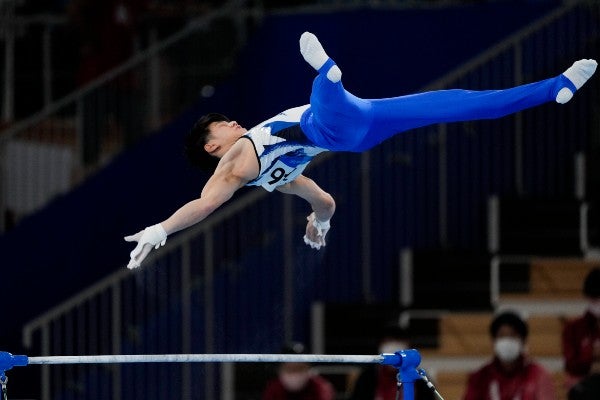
<box><xmin>381</xmin><ymin>349</ymin><xmax>422</xmax><ymax>400</ymax></box>
<box><xmin>0</xmin><ymin>352</ymin><xmax>28</xmax><ymax>380</ymax></box>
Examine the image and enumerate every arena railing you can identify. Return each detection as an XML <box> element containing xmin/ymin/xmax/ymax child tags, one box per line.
<box><xmin>0</xmin><ymin>0</ymin><xmax>252</xmax><ymax>232</ymax></box>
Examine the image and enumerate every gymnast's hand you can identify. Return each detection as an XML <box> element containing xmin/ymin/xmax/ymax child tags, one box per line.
<box><xmin>124</xmin><ymin>223</ymin><xmax>167</xmax><ymax>269</ymax></box>
<box><xmin>303</xmin><ymin>212</ymin><xmax>330</xmax><ymax>250</ymax></box>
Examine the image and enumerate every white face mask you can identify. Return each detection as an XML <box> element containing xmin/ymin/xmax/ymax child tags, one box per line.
<box><xmin>588</xmin><ymin>300</ymin><xmax>600</xmax><ymax>318</ymax></box>
<box><xmin>279</xmin><ymin>371</ymin><xmax>311</xmax><ymax>392</ymax></box>
<box><xmin>379</xmin><ymin>341</ymin><xmax>409</xmax><ymax>354</ymax></box>
<box><xmin>494</xmin><ymin>337</ymin><xmax>523</xmax><ymax>363</ymax></box>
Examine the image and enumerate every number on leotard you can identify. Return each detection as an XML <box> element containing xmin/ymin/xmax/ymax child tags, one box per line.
<box><xmin>268</xmin><ymin>168</ymin><xmax>286</xmax><ymax>185</ymax></box>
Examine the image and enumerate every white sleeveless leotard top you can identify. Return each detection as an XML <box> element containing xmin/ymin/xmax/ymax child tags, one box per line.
<box><xmin>243</xmin><ymin>105</ymin><xmax>327</xmax><ymax>192</ymax></box>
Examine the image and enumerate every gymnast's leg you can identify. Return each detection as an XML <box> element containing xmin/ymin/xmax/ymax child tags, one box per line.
<box><xmin>353</xmin><ymin>59</ymin><xmax>597</xmax><ymax>151</ymax></box>
<box><xmin>298</xmin><ymin>32</ymin><xmax>597</xmax><ymax>152</ymax></box>
<box><xmin>299</xmin><ymin>32</ymin><xmax>373</xmax><ymax>151</ymax></box>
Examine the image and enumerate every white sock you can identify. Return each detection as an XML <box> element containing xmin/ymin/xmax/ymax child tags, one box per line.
<box><xmin>326</xmin><ymin>65</ymin><xmax>342</xmax><ymax>83</ymax></box>
<box><xmin>300</xmin><ymin>32</ymin><xmax>342</xmax><ymax>83</ymax></box>
<box><xmin>556</xmin><ymin>59</ymin><xmax>597</xmax><ymax>104</ymax></box>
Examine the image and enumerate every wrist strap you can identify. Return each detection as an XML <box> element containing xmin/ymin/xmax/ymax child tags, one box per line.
<box><xmin>309</xmin><ymin>213</ymin><xmax>330</xmax><ymax>236</ymax></box>
<box><xmin>153</xmin><ymin>223</ymin><xmax>167</xmax><ymax>239</ymax></box>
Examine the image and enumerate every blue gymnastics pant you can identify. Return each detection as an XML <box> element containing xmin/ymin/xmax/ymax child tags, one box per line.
<box><xmin>300</xmin><ymin>59</ymin><xmax>576</xmax><ymax>152</ymax></box>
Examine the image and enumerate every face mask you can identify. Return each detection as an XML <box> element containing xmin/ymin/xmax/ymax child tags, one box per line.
<box><xmin>588</xmin><ymin>300</ymin><xmax>600</xmax><ymax>318</ymax></box>
<box><xmin>494</xmin><ymin>337</ymin><xmax>523</xmax><ymax>363</ymax></box>
<box><xmin>379</xmin><ymin>341</ymin><xmax>409</xmax><ymax>354</ymax></box>
<box><xmin>279</xmin><ymin>371</ymin><xmax>311</xmax><ymax>392</ymax></box>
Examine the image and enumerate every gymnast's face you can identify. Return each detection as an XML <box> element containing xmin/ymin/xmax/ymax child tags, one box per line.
<box><xmin>204</xmin><ymin>120</ymin><xmax>247</xmax><ymax>158</ymax></box>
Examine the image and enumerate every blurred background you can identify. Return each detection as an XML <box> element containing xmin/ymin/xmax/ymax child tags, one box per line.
<box><xmin>1</xmin><ymin>0</ymin><xmax>599</xmax><ymax>399</ymax></box>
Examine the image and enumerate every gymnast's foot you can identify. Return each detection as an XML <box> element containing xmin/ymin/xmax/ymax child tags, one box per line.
<box><xmin>300</xmin><ymin>32</ymin><xmax>342</xmax><ymax>83</ymax></box>
<box><xmin>556</xmin><ymin>59</ymin><xmax>597</xmax><ymax>104</ymax></box>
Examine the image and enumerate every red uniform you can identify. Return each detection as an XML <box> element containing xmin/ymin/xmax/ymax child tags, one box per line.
<box><xmin>463</xmin><ymin>356</ymin><xmax>556</xmax><ymax>400</ymax></box>
<box><xmin>562</xmin><ymin>311</ymin><xmax>600</xmax><ymax>387</ymax></box>
<box><xmin>262</xmin><ymin>375</ymin><xmax>335</xmax><ymax>400</ymax></box>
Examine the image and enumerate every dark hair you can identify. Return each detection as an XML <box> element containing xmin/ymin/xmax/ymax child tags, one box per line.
<box><xmin>583</xmin><ymin>267</ymin><xmax>600</xmax><ymax>298</ymax></box>
<box><xmin>490</xmin><ymin>311</ymin><xmax>528</xmax><ymax>339</ymax></box>
<box><xmin>184</xmin><ymin>113</ymin><xmax>230</xmax><ymax>172</ymax></box>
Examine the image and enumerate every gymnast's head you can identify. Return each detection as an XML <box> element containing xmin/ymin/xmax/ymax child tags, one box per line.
<box><xmin>184</xmin><ymin>113</ymin><xmax>247</xmax><ymax>171</ymax></box>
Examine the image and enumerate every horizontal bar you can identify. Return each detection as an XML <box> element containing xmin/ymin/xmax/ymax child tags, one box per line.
<box><xmin>28</xmin><ymin>354</ymin><xmax>384</xmax><ymax>365</ymax></box>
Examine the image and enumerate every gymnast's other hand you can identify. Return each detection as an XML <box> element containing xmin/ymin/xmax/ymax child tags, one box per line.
<box><xmin>124</xmin><ymin>223</ymin><xmax>167</xmax><ymax>269</ymax></box>
<box><xmin>303</xmin><ymin>212</ymin><xmax>330</xmax><ymax>250</ymax></box>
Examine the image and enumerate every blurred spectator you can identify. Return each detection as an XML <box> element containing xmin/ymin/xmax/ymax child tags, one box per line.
<box><xmin>68</xmin><ymin>0</ymin><xmax>147</xmax><ymax>86</ymax></box>
<box><xmin>463</xmin><ymin>311</ymin><xmax>556</xmax><ymax>400</ymax></box>
<box><xmin>68</xmin><ymin>0</ymin><xmax>148</xmax><ymax>164</ymax></box>
<box><xmin>349</xmin><ymin>325</ymin><xmax>434</xmax><ymax>400</ymax></box>
<box><xmin>568</xmin><ymin>357</ymin><xmax>600</xmax><ymax>400</ymax></box>
<box><xmin>562</xmin><ymin>267</ymin><xmax>600</xmax><ymax>389</ymax></box>
<box><xmin>262</xmin><ymin>342</ymin><xmax>335</xmax><ymax>400</ymax></box>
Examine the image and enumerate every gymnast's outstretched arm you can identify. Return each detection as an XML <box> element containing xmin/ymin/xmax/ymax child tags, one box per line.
<box><xmin>124</xmin><ymin>139</ymin><xmax>257</xmax><ymax>269</ymax></box>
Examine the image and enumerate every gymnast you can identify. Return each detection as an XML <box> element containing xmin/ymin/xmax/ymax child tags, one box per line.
<box><xmin>125</xmin><ymin>31</ymin><xmax>597</xmax><ymax>268</ymax></box>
